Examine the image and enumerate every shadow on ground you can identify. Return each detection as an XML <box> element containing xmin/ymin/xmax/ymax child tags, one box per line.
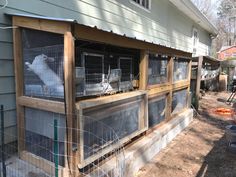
<box><xmin>196</xmin><ymin>96</ymin><xmax>236</xmax><ymax>177</ymax></box>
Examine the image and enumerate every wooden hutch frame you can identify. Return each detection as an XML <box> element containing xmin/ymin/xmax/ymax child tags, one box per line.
<box><xmin>12</xmin><ymin>14</ymin><xmax>192</xmax><ymax>176</ymax></box>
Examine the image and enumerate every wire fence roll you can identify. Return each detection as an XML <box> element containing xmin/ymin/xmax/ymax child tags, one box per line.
<box><xmin>0</xmin><ymin>105</ymin><xmax>125</xmax><ymax>177</ymax></box>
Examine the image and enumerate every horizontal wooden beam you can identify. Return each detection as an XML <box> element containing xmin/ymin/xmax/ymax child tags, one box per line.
<box><xmin>76</xmin><ymin>90</ymin><xmax>147</xmax><ymax>109</ymax></box>
<box><xmin>172</xmin><ymin>80</ymin><xmax>190</xmax><ymax>90</ymax></box>
<box><xmin>74</xmin><ymin>24</ymin><xmax>192</xmax><ymax>57</ymax></box>
<box><xmin>17</xmin><ymin>96</ymin><xmax>65</xmax><ymax>114</ymax></box>
<box><xmin>148</xmin><ymin>84</ymin><xmax>171</xmax><ymax>96</ymax></box>
<box><xmin>13</xmin><ymin>16</ymin><xmax>71</xmax><ymax>34</ymax></box>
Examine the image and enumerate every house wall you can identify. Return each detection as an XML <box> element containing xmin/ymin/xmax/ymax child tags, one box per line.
<box><xmin>0</xmin><ymin>0</ymin><xmax>212</xmax><ymax>144</ymax></box>
<box><xmin>218</xmin><ymin>47</ymin><xmax>236</xmax><ymax>60</ymax></box>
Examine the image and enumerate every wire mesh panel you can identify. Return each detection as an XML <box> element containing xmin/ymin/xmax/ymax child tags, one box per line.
<box><xmin>22</xmin><ymin>28</ymin><xmax>64</xmax><ymax>100</ymax></box>
<box><xmin>173</xmin><ymin>59</ymin><xmax>189</xmax><ymax>82</ymax></box>
<box><xmin>148</xmin><ymin>95</ymin><xmax>167</xmax><ymax>127</ymax></box>
<box><xmin>172</xmin><ymin>89</ymin><xmax>188</xmax><ymax>115</ymax></box>
<box><xmin>148</xmin><ymin>54</ymin><xmax>168</xmax><ymax>85</ymax></box>
<box><xmin>77</xmin><ymin>91</ymin><xmax>147</xmax><ymax>169</ymax></box>
<box><xmin>118</xmin><ymin>57</ymin><xmax>133</xmax><ymax>91</ymax></box>
<box><xmin>25</xmin><ymin>108</ymin><xmax>66</xmax><ymax>166</ymax></box>
<box><xmin>83</xmin><ymin>104</ymin><xmax>139</xmax><ymax>159</ymax></box>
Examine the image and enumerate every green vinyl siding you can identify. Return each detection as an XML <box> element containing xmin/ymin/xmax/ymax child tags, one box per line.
<box><xmin>0</xmin><ymin>0</ymin><xmax>212</xmax><ymax>144</ymax></box>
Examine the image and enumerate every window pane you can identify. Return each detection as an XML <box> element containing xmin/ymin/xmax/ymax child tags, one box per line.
<box><xmin>83</xmin><ymin>101</ymin><xmax>140</xmax><ymax>159</ymax></box>
<box><xmin>22</xmin><ymin>28</ymin><xmax>64</xmax><ymax>100</ymax></box>
<box><xmin>173</xmin><ymin>59</ymin><xmax>189</xmax><ymax>82</ymax></box>
<box><xmin>148</xmin><ymin>54</ymin><xmax>168</xmax><ymax>85</ymax></box>
<box><xmin>25</xmin><ymin>107</ymin><xmax>66</xmax><ymax>166</ymax></box>
<box><xmin>148</xmin><ymin>95</ymin><xmax>166</xmax><ymax>127</ymax></box>
<box><xmin>172</xmin><ymin>89</ymin><xmax>188</xmax><ymax>115</ymax></box>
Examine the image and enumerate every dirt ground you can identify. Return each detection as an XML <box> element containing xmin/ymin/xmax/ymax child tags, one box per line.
<box><xmin>136</xmin><ymin>92</ymin><xmax>236</xmax><ymax>177</ymax></box>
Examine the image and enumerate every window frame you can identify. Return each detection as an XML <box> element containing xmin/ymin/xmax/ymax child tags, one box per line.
<box><xmin>147</xmin><ymin>53</ymin><xmax>170</xmax><ymax>89</ymax></box>
<box><xmin>192</xmin><ymin>28</ymin><xmax>199</xmax><ymax>56</ymax></box>
<box><xmin>130</xmin><ymin>0</ymin><xmax>152</xmax><ymax>12</ymax></box>
<box><xmin>173</xmin><ymin>58</ymin><xmax>190</xmax><ymax>83</ymax></box>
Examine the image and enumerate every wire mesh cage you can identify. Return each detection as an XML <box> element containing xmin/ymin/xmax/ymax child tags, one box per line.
<box><xmin>0</xmin><ymin>105</ymin><xmax>126</xmax><ymax>177</ymax></box>
<box><xmin>76</xmin><ymin>91</ymin><xmax>148</xmax><ymax>169</ymax></box>
<box><xmin>172</xmin><ymin>89</ymin><xmax>188</xmax><ymax>115</ymax></box>
<box><xmin>22</xmin><ymin>28</ymin><xmax>64</xmax><ymax>100</ymax></box>
<box><xmin>173</xmin><ymin>59</ymin><xmax>189</xmax><ymax>82</ymax></box>
<box><xmin>148</xmin><ymin>54</ymin><xmax>168</xmax><ymax>85</ymax></box>
<box><xmin>148</xmin><ymin>95</ymin><xmax>167</xmax><ymax>127</ymax></box>
<box><xmin>75</xmin><ymin>47</ymin><xmax>137</xmax><ymax>97</ymax></box>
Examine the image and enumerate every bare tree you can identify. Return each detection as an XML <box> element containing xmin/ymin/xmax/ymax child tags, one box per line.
<box><xmin>192</xmin><ymin>0</ymin><xmax>215</xmax><ymax>21</ymax></box>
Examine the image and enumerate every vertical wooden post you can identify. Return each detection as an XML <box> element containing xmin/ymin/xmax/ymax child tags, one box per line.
<box><xmin>12</xmin><ymin>22</ymin><xmax>25</xmax><ymax>154</ymax></box>
<box><xmin>187</xmin><ymin>59</ymin><xmax>192</xmax><ymax>108</ymax></box>
<box><xmin>195</xmin><ymin>56</ymin><xmax>203</xmax><ymax>110</ymax></box>
<box><xmin>64</xmin><ymin>32</ymin><xmax>76</xmax><ymax>176</ymax></box>
<box><xmin>166</xmin><ymin>57</ymin><xmax>174</xmax><ymax>119</ymax></box>
<box><xmin>139</xmin><ymin>50</ymin><xmax>149</xmax><ymax>90</ymax></box>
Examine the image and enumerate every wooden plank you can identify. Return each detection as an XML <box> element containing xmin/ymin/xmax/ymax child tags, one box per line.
<box><xmin>74</xmin><ymin>24</ymin><xmax>192</xmax><ymax>57</ymax></box>
<box><xmin>17</xmin><ymin>96</ymin><xmax>65</xmax><ymax>114</ymax></box>
<box><xmin>139</xmin><ymin>50</ymin><xmax>148</xmax><ymax>90</ymax></box>
<box><xmin>13</xmin><ymin>16</ymin><xmax>71</xmax><ymax>34</ymax></box>
<box><xmin>166</xmin><ymin>57</ymin><xmax>174</xmax><ymax>120</ymax></box>
<box><xmin>64</xmin><ymin>32</ymin><xmax>77</xmax><ymax>175</ymax></box>
<box><xmin>172</xmin><ymin>80</ymin><xmax>190</xmax><ymax>90</ymax></box>
<box><xmin>187</xmin><ymin>60</ymin><xmax>192</xmax><ymax>108</ymax></box>
<box><xmin>12</xmin><ymin>25</ymin><xmax>25</xmax><ymax>152</ymax></box>
<box><xmin>168</xmin><ymin>57</ymin><xmax>173</xmax><ymax>84</ymax></box>
<box><xmin>195</xmin><ymin>56</ymin><xmax>203</xmax><ymax>110</ymax></box>
<box><xmin>148</xmin><ymin>84</ymin><xmax>171</xmax><ymax>95</ymax></box>
<box><xmin>76</xmin><ymin>90</ymin><xmax>147</xmax><ymax>109</ymax></box>
<box><xmin>141</xmin><ymin>93</ymin><xmax>148</xmax><ymax>129</ymax></box>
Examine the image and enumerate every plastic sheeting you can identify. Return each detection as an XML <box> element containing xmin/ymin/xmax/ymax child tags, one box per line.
<box><xmin>148</xmin><ymin>95</ymin><xmax>166</xmax><ymax>127</ymax></box>
<box><xmin>83</xmin><ymin>102</ymin><xmax>140</xmax><ymax>159</ymax></box>
<box><xmin>148</xmin><ymin>54</ymin><xmax>168</xmax><ymax>85</ymax></box>
<box><xmin>173</xmin><ymin>60</ymin><xmax>189</xmax><ymax>82</ymax></box>
<box><xmin>172</xmin><ymin>89</ymin><xmax>188</xmax><ymax>115</ymax></box>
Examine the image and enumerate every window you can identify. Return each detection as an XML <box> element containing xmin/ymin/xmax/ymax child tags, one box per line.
<box><xmin>173</xmin><ymin>59</ymin><xmax>189</xmax><ymax>82</ymax></box>
<box><xmin>148</xmin><ymin>54</ymin><xmax>168</xmax><ymax>85</ymax></box>
<box><xmin>172</xmin><ymin>89</ymin><xmax>188</xmax><ymax>115</ymax></box>
<box><xmin>131</xmin><ymin>0</ymin><xmax>151</xmax><ymax>10</ymax></box>
<box><xmin>25</xmin><ymin>107</ymin><xmax>66</xmax><ymax>166</ymax></box>
<box><xmin>192</xmin><ymin>28</ymin><xmax>199</xmax><ymax>56</ymax></box>
<box><xmin>148</xmin><ymin>95</ymin><xmax>167</xmax><ymax>127</ymax></box>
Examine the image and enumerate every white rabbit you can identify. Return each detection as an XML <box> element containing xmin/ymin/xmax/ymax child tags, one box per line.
<box><xmin>25</xmin><ymin>54</ymin><xmax>63</xmax><ymax>88</ymax></box>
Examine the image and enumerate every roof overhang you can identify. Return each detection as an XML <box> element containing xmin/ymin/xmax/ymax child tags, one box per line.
<box><xmin>169</xmin><ymin>0</ymin><xmax>218</xmax><ymax>36</ymax></box>
<box><xmin>192</xmin><ymin>56</ymin><xmax>221</xmax><ymax>65</ymax></box>
<box><xmin>6</xmin><ymin>12</ymin><xmax>193</xmax><ymax>57</ymax></box>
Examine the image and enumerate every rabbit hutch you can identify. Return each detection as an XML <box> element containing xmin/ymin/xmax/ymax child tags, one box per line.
<box><xmin>11</xmin><ymin>14</ymin><xmax>192</xmax><ymax>176</ymax></box>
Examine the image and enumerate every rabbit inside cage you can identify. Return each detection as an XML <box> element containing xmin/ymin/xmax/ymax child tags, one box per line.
<box><xmin>22</xmin><ymin>28</ymin><xmax>64</xmax><ymax>100</ymax></box>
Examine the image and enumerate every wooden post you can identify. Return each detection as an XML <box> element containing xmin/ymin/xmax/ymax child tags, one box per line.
<box><xmin>167</xmin><ymin>57</ymin><xmax>174</xmax><ymax>119</ymax></box>
<box><xmin>12</xmin><ymin>23</ymin><xmax>25</xmax><ymax>153</ymax></box>
<box><xmin>195</xmin><ymin>56</ymin><xmax>203</xmax><ymax>110</ymax></box>
<box><xmin>64</xmin><ymin>32</ymin><xmax>77</xmax><ymax>176</ymax></box>
<box><xmin>187</xmin><ymin>60</ymin><xmax>192</xmax><ymax>108</ymax></box>
<box><xmin>139</xmin><ymin>50</ymin><xmax>149</xmax><ymax>90</ymax></box>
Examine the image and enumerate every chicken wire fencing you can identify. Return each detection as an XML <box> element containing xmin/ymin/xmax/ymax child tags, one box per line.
<box><xmin>0</xmin><ymin>105</ymin><xmax>125</xmax><ymax>177</ymax></box>
<box><xmin>22</xmin><ymin>28</ymin><xmax>65</xmax><ymax>101</ymax></box>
